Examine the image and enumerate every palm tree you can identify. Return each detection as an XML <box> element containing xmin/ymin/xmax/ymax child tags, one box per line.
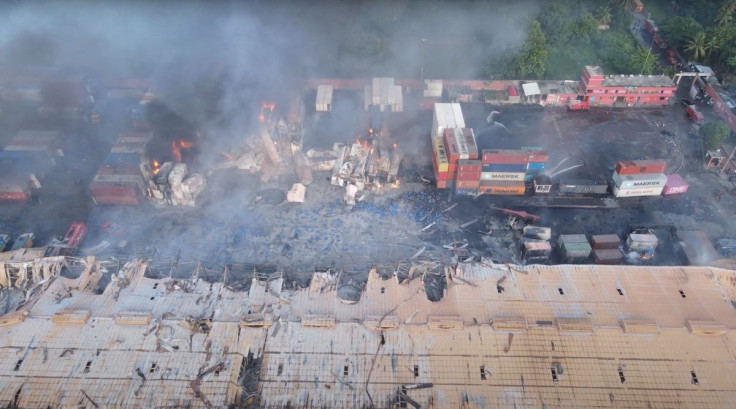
<box><xmin>717</xmin><ymin>0</ymin><xmax>736</xmax><ymax>26</ymax></box>
<box><xmin>615</xmin><ymin>0</ymin><xmax>635</xmax><ymax>10</ymax></box>
<box><xmin>705</xmin><ymin>37</ymin><xmax>721</xmax><ymax>63</ymax></box>
<box><xmin>595</xmin><ymin>5</ymin><xmax>612</xmax><ymax>26</ymax></box>
<box><xmin>685</xmin><ymin>32</ymin><xmax>707</xmax><ymax>60</ymax></box>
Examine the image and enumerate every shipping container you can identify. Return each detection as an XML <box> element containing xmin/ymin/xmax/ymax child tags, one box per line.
<box><xmin>457</xmin><ymin>159</ymin><xmax>482</xmax><ymax>173</ymax></box>
<box><xmin>117</xmin><ymin>131</ymin><xmax>153</xmax><ymax>144</ymax></box>
<box><xmin>461</xmin><ymin>128</ymin><xmax>479</xmax><ymax>160</ymax></box>
<box><xmin>11</xmin><ymin>233</ymin><xmax>34</xmax><ymax>250</ymax></box>
<box><xmin>594</xmin><ymin>249</ymin><xmax>622</xmax><ymax>264</ymax></box>
<box><xmin>559</xmin><ymin>241</ymin><xmax>592</xmax><ymax>259</ymax></box>
<box><xmin>432</xmin><ymin>103</ymin><xmax>465</xmax><ymax>139</ymax></box>
<box><xmin>482</xmin><ymin>149</ymin><xmax>529</xmax><ymax>164</ymax></box>
<box><xmin>559</xmin><ymin>178</ymin><xmax>608</xmax><ymax>195</ymax></box>
<box><xmin>663</xmin><ymin>174</ymin><xmax>689</xmax><ymax>195</ymax></box>
<box><xmin>456</xmin><ymin>179</ymin><xmax>480</xmax><ymax>189</ymax></box>
<box><xmin>527</xmin><ymin>162</ymin><xmax>546</xmax><ymax>171</ymax></box>
<box><xmin>613</xmin><ymin>172</ymin><xmax>666</xmax><ymax>189</ymax></box>
<box><xmin>454</xmin><ymin>188</ymin><xmax>478</xmax><ymax>196</ymax></box>
<box><xmin>677</xmin><ymin>230</ymin><xmax>719</xmax><ymax>266</ymax></box>
<box><xmin>615</xmin><ymin>159</ymin><xmax>667</xmax><ymax>175</ymax></box>
<box><xmin>559</xmin><ymin>234</ymin><xmax>589</xmax><ymax>244</ymax></box>
<box><xmin>104</xmin><ymin>152</ymin><xmax>141</xmax><ymax>166</ymax></box>
<box><xmin>523</xmin><ymin>226</ymin><xmax>552</xmax><ymax>241</ymax></box>
<box><xmin>717</xmin><ymin>239</ymin><xmax>736</xmax><ymax>257</ymax></box>
<box><xmin>522</xmin><ymin>241</ymin><xmax>551</xmax><ymax>264</ymax></box>
<box><xmin>14</xmin><ymin>130</ymin><xmax>62</xmax><ymax>141</ymax></box>
<box><xmin>533</xmin><ymin>175</ymin><xmax>552</xmax><ymax>194</ymax></box>
<box><xmin>456</xmin><ymin>171</ymin><xmax>480</xmax><ymax>182</ymax></box>
<box><xmin>613</xmin><ymin>186</ymin><xmax>664</xmax><ymax>197</ymax></box>
<box><xmin>0</xmin><ymin>183</ymin><xmax>31</xmax><ymax>201</ymax></box>
<box><xmin>432</xmin><ymin>138</ymin><xmax>449</xmax><ymax>173</ymax></box>
<box><xmin>480</xmin><ymin>172</ymin><xmax>526</xmax><ymax>181</ymax></box>
<box><xmin>444</xmin><ymin>128</ymin><xmax>472</xmax><ymax>161</ymax></box>
<box><xmin>482</xmin><ymin>163</ymin><xmax>526</xmax><ymax>173</ymax></box>
<box><xmin>111</xmin><ymin>141</ymin><xmax>148</xmax><ymax>154</ymax></box>
<box><xmin>436</xmin><ymin>179</ymin><xmax>454</xmax><ymax>189</ymax></box>
<box><xmin>478</xmin><ymin>180</ymin><xmax>526</xmax><ymax>195</ymax></box>
<box><xmin>90</xmin><ymin>183</ymin><xmax>141</xmax><ymax>205</ymax></box>
<box><xmin>626</xmin><ymin>234</ymin><xmax>658</xmax><ymax>252</ymax></box>
<box><xmin>590</xmin><ymin>234</ymin><xmax>620</xmax><ymax>250</ymax></box>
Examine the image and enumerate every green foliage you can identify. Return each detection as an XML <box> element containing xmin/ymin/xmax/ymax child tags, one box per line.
<box><xmin>595</xmin><ymin>5</ymin><xmax>612</xmax><ymax>26</ymax></box>
<box><xmin>512</xmin><ymin>20</ymin><xmax>549</xmax><ymax>79</ymax></box>
<box><xmin>700</xmin><ymin>120</ymin><xmax>731</xmax><ymax>150</ymax></box>
<box><xmin>685</xmin><ymin>31</ymin><xmax>707</xmax><ymax>60</ymax></box>
<box><xmin>630</xmin><ymin>47</ymin><xmax>657</xmax><ymax>75</ymax></box>
<box><xmin>658</xmin><ymin>17</ymin><xmax>703</xmax><ymax>51</ymax></box>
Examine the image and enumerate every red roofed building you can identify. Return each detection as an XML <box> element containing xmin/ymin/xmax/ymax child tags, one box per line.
<box><xmin>579</xmin><ymin>65</ymin><xmax>677</xmax><ymax>106</ymax></box>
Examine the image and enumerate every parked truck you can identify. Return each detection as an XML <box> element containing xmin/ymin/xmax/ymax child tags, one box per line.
<box><xmin>686</xmin><ymin>105</ymin><xmax>704</xmax><ymax>125</ymax></box>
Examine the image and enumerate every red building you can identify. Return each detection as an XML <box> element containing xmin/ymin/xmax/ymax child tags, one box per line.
<box><xmin>579</xmin><ymin>65</ymin><xmax>676</xmax><ymax>106</ymax></box>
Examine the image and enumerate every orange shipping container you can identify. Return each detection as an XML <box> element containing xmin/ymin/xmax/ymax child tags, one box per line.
<box><xmin>615</xmin><ymin>159</ymin><xmax>666</xmax><ymax>175</ymax></box>
<box><xmin>456</xmin><ymin>170</ymin><xmax>481</xmax><ymax>181</ymax></box>
<box><xmin>478</xmin><ymin>180</ymin><xmax>526</xmax><ymax>195</ymax></box>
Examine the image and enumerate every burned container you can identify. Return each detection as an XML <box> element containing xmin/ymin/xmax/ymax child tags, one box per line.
<box><xmin>626</xmin><ymin>233</ymin><xmax>658</xmax><ymax>260</ymax></box>
<box><xmin>523</xmin><ymin>226</ymin><xmax>552</xmax><ymax>241</ymax></box>
<box><xmin>593</xmin><ymin>249</ymin><xmax>623</xmax><ymax>265</ymax></box>
<box><xmin>558</xmin><ymin>177</ymin><xmax>608</xmax><ymax>195</ymax></box>
<box><xmin>522</xmin><ymin>241</ymin><xmax>552</xmax><ymax>264</ymax></box>
<box><xmin>10</xmin><ymin>233</ymin><xmax>34</xmax><ymax>251</ymax></box>
<box><xmin>590</xmin><ymin>234</ymin><xmax>620</xmax><ymax>250</ymax></box>
<box><xmin>677</xmin><ymin>230</ymin><xmax>720</xmax><ymax>266</ymax></box>
<box><xmin>615</xmin><ymin>159</ymin><xmax>666</xmax><ymax>175</ymax></box>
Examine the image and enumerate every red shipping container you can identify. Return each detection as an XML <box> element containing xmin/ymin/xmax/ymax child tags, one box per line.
<box><xmin>90</xmin><ymin>183</ymin><xmax>141</xmax><ymax>205</ymax></box>
<box><xmin>526</xmin><ymin>150</ymin><xmax>549</xmax><ymax>163</ymax></box>
<box><xmin>456</xmin><ymin>179</ymin><xmax>480</xmax><ymax>189</ymax></box>
<box><xmin>663</xmin><ymin>174</ymin><xmax>689</xmax><ymax>195</ymax></box>
<box><xmin>615</xmin><ymin>159</ymin><xmax>666</xmax><ymax>175</ymax></box>
<box><xmin>457</xmin><ymin>159</ymin><xmax>482</xmax><ymax>173</ymax></box>
<box><xmin>456</xmin><ymin>170</ymin><xmax>481</xmax><ymax>181</ymax></box>
<box><xmin>482</xmin><ymin>149</ymin><xmax>529</xmax><ymax>164</ymax></box>
<box><xmin>443</xmin><ymin>129</ymin><xmax>460</xmax><ymax>163</ymax></box>
<box><xmin>432</xmin><ymin>153</ymin><xmax>451</xmax><ymax>181</ymax></box>
<box><xmin>437</xmin><ymin>180</ymin><xmax>448</xmax><ymax>189</ymax></box>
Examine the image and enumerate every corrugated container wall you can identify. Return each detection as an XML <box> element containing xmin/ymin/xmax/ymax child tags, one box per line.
<box><xmin>615</xmin><ymin>159</ymin><xmax>666</xmax><ymax>175</ymax></box>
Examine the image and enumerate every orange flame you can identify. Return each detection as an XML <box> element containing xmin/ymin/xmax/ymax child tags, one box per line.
<box><xmin>171</xmin><ymin>139</ymin><xmax>194</xmax><ymax>163</ymax></box>
<box><xmin>152</xmin><ymin>160</ymin><xmax>161</xmax><ymax>175</ymax></box>
<box><xmin>259</xmin><ymin>102</ymin><xmax>276</xmax><ymax>122</ymax></box>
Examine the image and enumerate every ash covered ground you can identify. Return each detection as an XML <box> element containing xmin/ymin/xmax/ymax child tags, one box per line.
<box><xmin>1</xmin><ymin>87</ymin><xmax>735</xmax><ymax>296</ymax></box>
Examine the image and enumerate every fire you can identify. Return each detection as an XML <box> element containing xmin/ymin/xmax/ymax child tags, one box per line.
<box><xmin>392</xmin><ymin>179</ymin><xmax>401</xmax><ymax>188</ymax></box>
<box><xmin>259</xmin><ymin>102</ymin><xmax>276</xmax><ymax>122</ymax></box>
<box><xmin>152</xmin><ymin>160</ymin><xmax>161</xmax><ymax>175</ymax></box>
<box><xmin>171</xmin><ymin>139</ymin><xmax>194</xmax><ymax>163</ymax></box>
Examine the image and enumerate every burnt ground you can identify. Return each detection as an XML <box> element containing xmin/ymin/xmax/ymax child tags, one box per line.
<box><xmin>0</xmin><ymin>90</ymin><xmax>735</xmax><ymax>298</ymax></box>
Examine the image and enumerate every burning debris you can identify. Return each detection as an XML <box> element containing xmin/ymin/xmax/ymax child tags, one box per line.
<box><xmin>148</xmin><ymin>163</ymin><xmax>206</xmax><ymax>207</ymax></box>
<box><xmin>331</xmin><ymin>138</ymin><xmax>402</xmax><ymax>205</ymax></box>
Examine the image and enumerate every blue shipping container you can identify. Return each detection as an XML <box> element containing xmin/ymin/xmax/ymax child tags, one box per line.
<box><xmin>104</xmin><ymin>152</ymin><xmax>141</xmax><ymax>166</ymax></box>
<box><xmin>455</xmin><ymin>188</ymin><xmax>478</xmax><ymax>196</ymax></box>
<box><xmin>482</xmin><ymin>163</ymin><xmax>526</xmax><ymax>173</ymax></box>
<box><xmin>527</xmin><ymin>162</ymin><xmax>546</xmax><ymax>171</ymax></box>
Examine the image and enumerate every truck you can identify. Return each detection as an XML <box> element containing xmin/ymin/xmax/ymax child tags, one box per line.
<box><xmin>568</xmin><ymin>100</ymin><xmax>589</xmax><ymax>111</ymax></box>
<box><xmin>686</xmin><ymin>105</ymin><xmax>704</xmax><ymax>125</ymax></box>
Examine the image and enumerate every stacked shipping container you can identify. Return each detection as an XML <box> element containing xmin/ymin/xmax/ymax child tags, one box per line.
<box><xmin>431</xmin><ymin>103</ymin><xmax>466</xmax><ymax>189</ymax></box>
<box><xmin>479</xmin><ymin>149</ymin><xmax>547</xmax><ymax>195</ymax></box>
<box><xmin>90</xmin><ymin>132</ymin><xmax>151</xmax><ymax>205</ymax></box>
<box><xmin>0</xmin><ymin>130</ymin><xmax>63</xmax><ymax>201</ymax></box>
<box><xmin>612</xmin><ymin>159</ymin><xmax>667</xmax><ymax>197</ymax></box>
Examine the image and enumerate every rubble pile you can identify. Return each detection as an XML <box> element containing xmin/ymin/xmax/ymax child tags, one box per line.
<box><xmin>149</xmin><ymin>163</ymin><xmax>206</xmax><ymax>207</ymax></box>
<box><xmin>331</xmin><ymin>141</ymin><xmax>401</xmax><ymax>205</ymax></box>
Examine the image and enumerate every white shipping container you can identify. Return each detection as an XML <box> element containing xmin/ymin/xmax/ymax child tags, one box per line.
<box><xmin>453</xmin><ymin>128</ymin><xmax>470</xmax><ymax>159</ymax></box>
<box><xmin>627</xmin><ymin>234</ymin><xmax>658</xmax><ymax>250</ymax></box>
<box><xmin>612</xmin><ymin>172</ymin><xmax>667</xmax><ymax>189</ymax></box>
<box><xmin>168</xmin><ymin>163</ymin><xmax>188</xmax><ymax>187</ymax></box>
<box><xmin>432</xmin><ymin>103</ymin><xmax>464</xmax><ymax>139</ymax></box>
<box><xmin>481</xmin><ymin>172</ymin><xmax>526</xmax><ymax>181</ymax></box>
<box><xmin>613</xmin><ymin>186</ymin><xmax>664</xmax><ymax>197</ymax></box>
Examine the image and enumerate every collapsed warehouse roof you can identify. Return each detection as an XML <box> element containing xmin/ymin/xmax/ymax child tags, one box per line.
<box><xmin>1</xmin><ymin>256</ymin><xmax>736</xmax><ymax>407</ymax></box>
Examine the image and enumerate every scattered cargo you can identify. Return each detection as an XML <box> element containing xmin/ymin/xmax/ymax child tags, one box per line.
<box><xmin>663</xmin><ymin>174</ymin><xmax>689</xmax><ymax>195</ymax></box>
<box><xmin>615</xmin><ymin>159</ymin><xmax>667</xmax><ymax>175</ymax></box>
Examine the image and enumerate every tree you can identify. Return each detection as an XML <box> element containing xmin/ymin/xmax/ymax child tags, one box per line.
<box><xmin>595</xmin><ymin>5</ymin><xmax>612</xmax><ymax>26</ymax></box>
<box><xmin>717</xmin><ymin>0</ymin><xmax>736</xmax><ymax>26</ymax></box>
<box><xmin>685</xmin><ymin>31</ymin><xmax>707</xmax><ymax>60</ymax></box>
<box><xmin>614</xmin><ymin>0</ymin><xmax>635</xmax><ymax>10</ymax></box>
<box><xmin>658</xmin><ymin>17</ymin><xmax>703</xmax><ymax>52</ymax></box>
<box><xmin>513</xmin><ymin>20</ymin><xmax>549</xmax><ymax>79</ymax></box>
<box><xmin>630</xmin><ymin>46</ymin><xmax>656</xmax><ymax>75</ymax></box>
<box><xmin>700</xmin><ymin>120</ymin><xmax>731</xmax><ymax>150</ymax></box>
